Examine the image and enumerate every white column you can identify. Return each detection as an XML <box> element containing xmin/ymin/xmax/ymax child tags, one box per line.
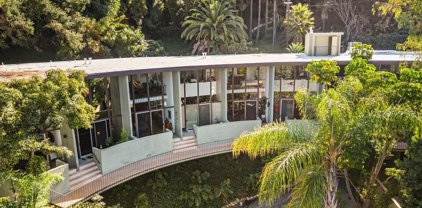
<box><xmin>163</xmin><ymin>72</ymin><xmax>175</xmax><ymax>133</ymax></box>
<box><xmin>110</xmin><ymin>75</ymin><xmax>133</xmax><ymax>137</ymax></box>
<box><xmin>172</xmin><ymin>71</ymin><xmax>183</xmax><ymax>137</ymax></box>
<box><xmin>216</xmin><ymin>68</ymin><xmax>228</xmax><ymax>122</ymax></box>
<box><xmin>53</xmin><ymin>129</ymin><xmax>62</xmax><ymax>146</ymax></box>
<box><xmin>266</xmin><ymin>66</ymin><xmax>275</xmax><ymax>123</ymax></box>
<box><xmin>59</xmin><ymin>120</ymin><xmax>79</xmax><ymax>170</ymax></box>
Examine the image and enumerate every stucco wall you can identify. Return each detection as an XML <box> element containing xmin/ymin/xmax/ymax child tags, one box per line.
<box><xmin>48</xmin><ymin>160</ymin><xmax>70</xmax><ymax>199</ymax></box>
<box><xmin>93</xmin><ymin>130</ymin><xmax>173</xmax><ymax>174</ymax></box>
<box><xmin>193</xmin><ymin>120</ymin><xmax>261</xmax><ymax>145</ymax></box>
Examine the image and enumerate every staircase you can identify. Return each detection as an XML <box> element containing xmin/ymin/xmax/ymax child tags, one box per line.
<box><xmin>173</xmin><ymin>134</ymin><xmax>198</xmax><ymax>153</ymax></box>
<box><xmin>69</xmin><ymin>161</ymin><xmax>102</xmax><ymax>191</ymax></box>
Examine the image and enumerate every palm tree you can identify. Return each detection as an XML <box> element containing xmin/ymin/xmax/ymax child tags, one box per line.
<box><xmin>233</xmin><ymin>82</ymin><xmax>354</xmax><ymax>207</ymax></box>
<box><xmin>181</xmin><ymin>0</ymin><xmax>247</xmax><ymax>54</ymax></box>
<box><xmin>283</xmin><ymin>3</ymin><xmax>314</xmax><ymax>43</ymax></box>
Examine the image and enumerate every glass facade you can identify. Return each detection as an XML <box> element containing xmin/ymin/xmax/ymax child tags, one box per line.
<box><xmin>227</xmin><ymin>67</ymin><xmax>264</xmax><ymax>121</ymax></box>
<box><xmin>129</xmin><ymin>73</ymin><xmax>166</xmax><ymax>138</ymax></box>
<box><xmin>180</xmin><ymin>69</ymin><xmax>217</xmax><ymax>130</ymax></box>
<box><xmin>273</xmin><ymin>66</ymin><xmax>309</xmax><ymax>121</ymax></box>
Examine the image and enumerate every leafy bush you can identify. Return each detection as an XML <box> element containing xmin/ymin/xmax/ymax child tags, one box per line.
<box><xmin>306</xmin><ymin>60</ymin><xmax>340</xmax><ymax>86</ymax></box>
<box><xmin>134</xmin><ymin>193</ymin><xmax>151</xmax><ymax>208</ymax></box>
<box><xmin>179</xmin><ymin>171</ymin><xmax>214</xmax><ymax>207</ymax></box>
<box><xmin>146</xmin><ymin>171</ymin><xmax>168</xmax><ymax>191</ymax></box>
<box><xmin>351</xmin><ymin>43</ymin><xmax>374</xmax><ymax>60</ymax></box>
<box><xmin>215</xmin><ymin>179</ymin><xmax>234</xmax><ymax>202</ymax></box>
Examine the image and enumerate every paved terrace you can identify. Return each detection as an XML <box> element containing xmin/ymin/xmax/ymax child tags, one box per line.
<box><xmin>0</xmin><ymin>51</ymin><xmax>417</xmax><ymax>81</ymax></box>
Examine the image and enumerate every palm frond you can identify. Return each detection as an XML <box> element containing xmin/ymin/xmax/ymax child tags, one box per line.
<box><xmin>258</xmin><ymin>143</ymin><xmax>322</xmax><ymax>204</ymax></box>
<box><xmin>287</xmin><ymin>165</ymin><xmax>326</xmax><ymax>208</ymax></box>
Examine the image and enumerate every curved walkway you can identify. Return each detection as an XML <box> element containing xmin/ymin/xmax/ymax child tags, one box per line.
<box><xmin>51</xmin><ymin>139</ymin><xmax>234</xmax><ymax>208</ymax></box>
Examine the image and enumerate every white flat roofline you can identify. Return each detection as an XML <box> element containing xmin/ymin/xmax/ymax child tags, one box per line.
<box><xmin>0</xmin><ymin>51</ymin><xmax>417</xmax><ymax>81</ymax></box>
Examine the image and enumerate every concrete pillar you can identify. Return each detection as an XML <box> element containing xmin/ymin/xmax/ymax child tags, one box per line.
<box><xmin>216</xmin><ymin>68</ymin><xmax>228</xmax><ymax>122</ymax></box>
<box><xmin>163</xmin><ymin>72</ymin><xmax>175</xmax><ymax>133</ymax></box>
<box><xmin>110</xmin><ymin>76</ymin><xmax>133</xmax><ymax>138</ymax></box>
<box><xmin>53</xmin><ymin>129</ymin><xmax>62</xmax><ymax>147</ymax></box>
<box><xmin>59</xmin><ymin>120</ymin><xmax>79</xmax><ymax>170</ymax></box>
<box><xmin>266</xmin><ymin>66</ymin><xmax>275</xmax><ymax>123</ymax></box>
<box><xmin>172</xmin><ymin>71</ymin><xmax>183</xmax><ymax>137</ymax></box>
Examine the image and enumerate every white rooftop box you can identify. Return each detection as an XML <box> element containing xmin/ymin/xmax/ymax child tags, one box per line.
<box><xmin>305</xmin><ymin>30</ymin><xmax>343</xmax><ymax>56</ymax></box>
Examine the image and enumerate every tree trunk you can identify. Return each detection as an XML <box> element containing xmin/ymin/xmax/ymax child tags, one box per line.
<box><xmin>363</xmin><ymin>140</ymin><xmax>392</xmax><ymax>208</ymax></box>
<box><xmin>325</xmin><ymin>120</ymin><xmax>338</xmax><ymax>208</ymax></box>
<box><xmin>272</xmin><ymin>0</ymin><xmax>277</xmax><ymax>46</ymax></box>
<box><xmin>249</xmin><ymin>0</ymin><xmax>253</xmax><ymax>39</ymax></box>
<box><xmin>343</xmin><ymin>169</ymin><xmax>358</xmax><ymax>207</ymax></box>
<box><xmin>265</xmin><ymin>0</ymin><xmax>269</xmax><ymax>34</ymax></box>
<box><xmin>256</xmin><ymin>0</ymin><xmax>261</xmax><ymax>42</ymax></box>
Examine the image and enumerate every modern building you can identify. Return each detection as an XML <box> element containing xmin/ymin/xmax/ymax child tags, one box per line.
<box><xmin>0</xmin><ymin>32</ymin><xmax>417</xmax><ymax>207</ymax></box>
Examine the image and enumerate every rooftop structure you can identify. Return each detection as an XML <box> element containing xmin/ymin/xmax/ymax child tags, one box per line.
<box><xmin>0</xmin><ymin>50</ymin><xmax>417</xmax><ymax>81</ymax></box>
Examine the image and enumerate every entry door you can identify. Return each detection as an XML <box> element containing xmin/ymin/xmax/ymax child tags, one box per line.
<box><xmin>280</xmin><ymin>99</ymin><xmax>295</xmax><ymax>121</ymax></box>
<box><xmin>76</xmin><ymin>128</ymin><xmax>93</xmax><ymax>158</ymax></box>
<box><xmin>246</xmin><ymin>101</ymin><xmax>258</xmax><ymax>120</ymax></box>
<box><xmin>199</xmin><ymin>104</ymin><xmax>211</xmax><ymax>126</ymax></box>
<box><xmin>93</xmin><ymin>120</ymin><xmax>108</xmax><ymax>148</ymax></box>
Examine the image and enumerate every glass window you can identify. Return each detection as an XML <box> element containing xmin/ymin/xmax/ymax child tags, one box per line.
<box><xmin>130</xmin><ymin>73</ymin><xmax>166</xmax><ymax>138</ymax></box>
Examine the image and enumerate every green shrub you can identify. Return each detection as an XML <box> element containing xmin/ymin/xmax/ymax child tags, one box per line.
<box><xmin>351</xmin><ymin>43</ymin><xmax>374</xmax><ymax>60</ymax></box>
<box><xmin>133</xmin><ymin>193</ymin><xmax>151</xmax><ymax>208</ymax></box>
<box><xmin>146</xmin><ymin>171</ymin><xmax>168</xmax><ymax>191</ymax></box>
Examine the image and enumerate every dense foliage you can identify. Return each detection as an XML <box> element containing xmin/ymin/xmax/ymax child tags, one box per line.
<box><xmin>0</xmin><ymin>70</ymin><xmax>95</xmax><ymax>207</ymax></box>
<box><xmin>0</xmin><ymin>0</ymin><xmax>163</xmax><ymax>59</ymax></box>
<box><xmin>100</xmin><ymin>153</ymin><xmax>265</xmax><ymax>208</ymax></box>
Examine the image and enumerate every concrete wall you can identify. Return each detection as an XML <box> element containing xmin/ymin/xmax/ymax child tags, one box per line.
<box><xmin>93</xmin><ymin>130</ymin><xmax>173</xmax><ymax>174</ymax></box>
<box><xmin>181</xmin><ymin>82</ymin><xmax>217</xmax><ymax>97</ymax></box>
<box><xmin>193</xmin><ymin>120</ymin><xmax>261</xmax><ymax>145</ymax></box>
<box><xmin>181</xmin><ymin>102</ymin><xmax>222</xmax><ymax>129</ymax></box>
<box><xmin>48</xmin><ymin>160</ymin><xmax>70</xmax><ymax>199</ymax></box>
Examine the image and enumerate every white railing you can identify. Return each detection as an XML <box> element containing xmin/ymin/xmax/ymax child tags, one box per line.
<box><xmin>51</xmin><ymin>139</ymin><xmax>235</xmax><ymax>208</ymax></box>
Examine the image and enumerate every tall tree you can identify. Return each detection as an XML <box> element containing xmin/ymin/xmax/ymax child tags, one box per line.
<box><xmin>181</xmin><ymin>0</ymin><xmax>247</xmax><ymax>54</ymax></box>
<box><xmin>375</xmin><ymin>0</ymin><xmax>422</xmax><ymax>51</ymax></box>
<box><xmin>283</xmin><ymin>3</ymin><xmax>314</xmax><ymax>44</ymax></box>
<box><xmin>332</xmin><ymin>0</ymin><xmax>366</xmax><ymax>43</ymax></box>
<box><xmin>256</xmin><ymin>0</ymin><xmax>261</xmax><ymax>42</ymax></box>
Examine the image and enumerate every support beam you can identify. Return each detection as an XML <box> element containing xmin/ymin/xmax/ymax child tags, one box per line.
<box><xmin>266</xmin><ymin>66</ymin><xmax>275</xmax><ymax>123</ymax></box>
<box><xmin>216</xmin><ymin>68</ymin><xmax>228</xmax><ymax>122</ymax></box>
<box><xmin>172</xmin><ymin>71</ymin><xmax>183</xmax><ymax>137</ymax></box>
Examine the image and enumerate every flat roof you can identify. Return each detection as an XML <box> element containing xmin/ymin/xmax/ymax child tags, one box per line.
<box><xmin>0</xmin><ymin>50</ymin><xmax>417</xmax><ymax>81</ymax></box>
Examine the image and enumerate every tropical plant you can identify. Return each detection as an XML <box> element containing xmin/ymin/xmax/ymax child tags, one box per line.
<box><xmin>181</xmin><ymin>0</ymin><xmax>247</xmax><ymax>54</ymax></box>
<box><xmin>233</xmin><ymin>56</ymin><xmax>421</xmax><ymax>207</ymax></box>
<box><xmin>283</xmin><ymin>3</ymin><xmax>314</xmax><ymax>43</ymax></box>
<box><xmin>287</xmin><ymin>42</ymin><xmax>305</xmax><ymax>53</ymax></box>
